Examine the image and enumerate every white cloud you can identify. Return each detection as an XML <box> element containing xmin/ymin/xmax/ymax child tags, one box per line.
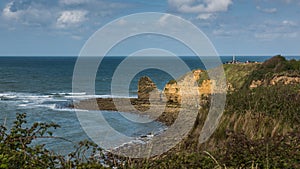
<box><xmin>1</xmin><ymin>0</ymin><xmax>129</xmax><ymax>29</ymax></box>
<box><xmin>256</xmin><ymin>6</ymin><xmax>277</xmax><ymax>13</ymax></box>
<box><xmin>282</xmin><ymin>20</ymin><xmax>297</xmax><ymax>26</ymax></box>
<box><xmin>2</xmin><ymin>1</ymin><xmax>53</xmax><ymax>27</ymax></box>
<box><xmin>197</xmin><ymin>13</ymin><xmax>214</xmax><ymax>20</ymax></box>
<box><xmin>56</xmin><ymin>10</ymin><xmax>88</xmax><ymax>28</ymax></box>
<box><xmin>253</xmin><ymin>20</ymin><xmax>299</xmax><ymax>40</ymax></box>
<box><xmin>168</xmin><ymin>0</ymin><xmax>233</xmax><ymax>13</ymax></box>
<box><xmin>2</xmin><ymin>2</ymin><xmax>20</xmax><ymax>20</ymax></box>
<box><xmin>255</xmin><ymin>32</ymin><xmax>298</xmax><ymax>40</ymax></box>
<box><xmin>212</xmin><ymin>25</ymin><xmax>242</xmax><ymax>37</ymax></box>
<box><xmin>168</xmin><ymin>0</ymin><xmax>195</xmax><ymax>9</ymax></box>
<box><xmin>168</xmin><ymin>0</ymin><xmax>232</xmax><ymax>19</ymax></box>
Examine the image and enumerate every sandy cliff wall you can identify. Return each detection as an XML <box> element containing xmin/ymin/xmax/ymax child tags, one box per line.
<box><xmin>163</xmin><ymin>70</ymin><xmax>214</xmax><ymax>103</ymax></box>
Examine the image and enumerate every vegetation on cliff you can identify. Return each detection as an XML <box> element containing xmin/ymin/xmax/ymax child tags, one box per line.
<box><xmin>244</xmin><ymin>55</ymin><xmax>300</xmax><ymax>88</ymax></box>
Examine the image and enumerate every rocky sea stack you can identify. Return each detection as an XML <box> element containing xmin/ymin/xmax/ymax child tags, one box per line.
<box><xmin>137</xmin><ymin>76</ymin><xmax>160</xmax><ymax>101</ymax></box>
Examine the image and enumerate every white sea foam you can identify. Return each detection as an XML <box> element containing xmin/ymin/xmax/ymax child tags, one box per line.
<box><xmin>0</xmin><ymin>92</ymin><xmax>136</xmax><ymax>112</ymax></box>
<box><xmin>0</xmin><ymin>92</ymin><xmax>73</xmax><ymax>111</ymax></box>
<box><xmin>18</xmin><ymin>104</ymin><xmax>29</xmax><ymax>107</ymax></box>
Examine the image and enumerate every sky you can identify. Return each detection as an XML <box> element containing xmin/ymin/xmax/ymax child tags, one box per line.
<box><xmin>0</xmin><ymin>0</ymin><xmax>299</xmax><ymax>56</ymax></box>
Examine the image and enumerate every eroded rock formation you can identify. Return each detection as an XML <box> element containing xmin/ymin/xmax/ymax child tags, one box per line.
<box><xmin>163</xmin><ymin>70</ymin><xmax>213</xmax><ymax>103</ymax></box>
<box><xmin>250</xmin><ymin>75</ymin><xmax>300</xmax><ymax>89</ymax></box>
<box><xmin>137</xmin><ymin>76</ymin><xmax>160</xmax><ymax>101</ymax></box>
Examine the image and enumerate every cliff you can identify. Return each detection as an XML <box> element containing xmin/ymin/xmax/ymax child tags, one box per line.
<box><xmin>162</xmin><ymin>55</ymin><xmax>300</xmax><ymax>103</ymax></box>
<box><xmin>162</xmin><ymin>63</ymin><xmax>259</xmax><ymax>103</ymax></box>
<box><xmin>163</xmin><ymin>70</ymin><xmax>213</xmax><ymax>103</ymax></box>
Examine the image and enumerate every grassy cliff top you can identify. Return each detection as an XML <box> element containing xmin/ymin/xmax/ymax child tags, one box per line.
<box><xmin>196</xmin><ymin>55</ymin><xmax>300</xmax><ymax>90</ymax></box>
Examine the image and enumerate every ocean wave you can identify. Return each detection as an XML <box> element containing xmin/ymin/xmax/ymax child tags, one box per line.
<box><xmin>0</xmin><ymin>92</ymin><xmax>136</xmax><ymax>112</ymax></box>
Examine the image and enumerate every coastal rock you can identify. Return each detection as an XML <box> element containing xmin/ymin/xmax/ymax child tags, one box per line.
<box><xmin>250</xmin><ymin>76</ymin><xmax>300</xmax><ymax>89</ymax></box>
<box><xmin>193</xmin><ymin>69</ymin><xmax>202</xmax><ymax>81</ymax></box>
<box><xmin>270</xmin><ymin>75</ymin><xmax>300</xmax><ymax>85</ymax></box>
<box><xmin>163</xmin><ymin>70</ymin><xmax>213</xmax><ymax>103</ymax></box>
<box><xmin>164</xmin><ymin>82</ymin><xmax>180</xmax><ymax>103</ymax></box>
<box><xmin>250</xmin><ymin>80</ymin><xmax>263</xmax><ymax>89</ymax></box>
<box><xmin>198</xmin><ymin>80</ymin><xmax>212</xmax><ymax>94</ymax></box>
<box><xmin>137</xmin><ymin>76</ymin><xmax>160</xmax><ymax>101</ymax></box>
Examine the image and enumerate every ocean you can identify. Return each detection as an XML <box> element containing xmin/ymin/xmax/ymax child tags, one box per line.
<box><xmin>0</xmin><ymin>55</ymin><xmax>299</xmax><ymax>154</ymax></box>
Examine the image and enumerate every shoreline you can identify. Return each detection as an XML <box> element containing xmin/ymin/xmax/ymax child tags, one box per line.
<box><xmin>73</xmin><ymin>97</ymin><xmax>181</xmax><ymax>126</ymax></box>
<box><xmin>73</xmin><ymin>97</ymin><xmax>183</xmax><ymax>156</ymax></box>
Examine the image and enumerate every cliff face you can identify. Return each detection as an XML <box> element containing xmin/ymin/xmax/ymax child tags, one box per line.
<box><xmin>163</xmin><ymin>70</ymin><xmax>213</xmax><ymax>103</ymax></box>
<box><xmin>138</xmin><ymin>59</ymin><xmax>300</xmax><ymax>103</ymax></box>
<box><xmin>164</xmin><ymin>83</ymin><xmax>180</xmax><ymax>103</ymax></box>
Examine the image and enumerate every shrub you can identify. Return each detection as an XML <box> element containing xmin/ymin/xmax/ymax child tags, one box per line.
<box><xmin>0</xmin><ymin>113</ymin><xmax>105</xmax><ymax>169</ymax></box>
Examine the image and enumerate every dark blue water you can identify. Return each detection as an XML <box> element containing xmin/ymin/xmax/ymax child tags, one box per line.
<box><xmin>2</xmin><ymin>56</ymin><xmax>294</xmax><ymax>94</ymax></box>
<box><xmin>0</xmin><ymin>55</ymin><xmax>299</xmax><ymax>153</ymax></box>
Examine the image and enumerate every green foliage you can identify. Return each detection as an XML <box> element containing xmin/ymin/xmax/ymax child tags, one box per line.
<box><xmin>223</xmin><ymin>64</ymin><xmax>258</xmax><ymax>89</ymax></box>
<box><xmin>197</xmin><ymin>64</ymin><xmax>258</xmax><ymax>90</ymax></box>
<box><xmin>221</xmin><ymin>131</ymin><xmax>300</xmax><ymax>168</ymax></box>
<box><xmin>0</xmin><ymin>113</ymin><xmax>105</xmax><ymax>169</ymax></box>
<box><xmin>262</xmin><ymin>55</ymin><xmax>287</xmax><ymax>70</ymax></box>
<box><xmin>167</xmin><ymin>79</ymin><xmax>177</xmax><ymax>85</ymax></box>
<box><xmin>288</xmin><ymin>59</ymin><xmax>300</xmax><ymax>70</ymax></box>
<box><xmin>226</xmin><ymin>85</ymin><xmax>300</xmax><ymax>126</ymax></box>
<box><xmin>197</xmin><ymin>71</ymin><xmax>209</xmax><ymax>85</ymax></box>
<box><xmin>0</xmin><ymin>113</ymin><xmax>61</xmax><ymax>168</ymax></box>
<box><xmin>245</xmin><ymin>55</ymin><xmax>300</xmax><ymax>88</ymax></box>
<box><xmin>122</xmin><ymin>152</ymin><xmax>218</xmax><ymax>169</ymax></box>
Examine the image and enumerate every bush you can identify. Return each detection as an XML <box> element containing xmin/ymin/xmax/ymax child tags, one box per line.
<box><xmin>262</xmin><ymin>55</ymin><xmax>287</xmax><ymax>70</ymax></box>
<box><xmin>245</xmin><ymin>55</ymin><xmax>300</xmax><ymax>88</ymax></box>
<box><xmin>221</xmin><ymin>131</ymin><xmax>300</xmax><ymax>168</ymax></box>
<box><xmin>226</xmin><ymin>85</ymin><xmax>300</xmax><ymax>125</ymax></box>
<box><xmin>0</xmin><ymin>113</ymin><xmax>105</xmax><ymax>169</ymax></box>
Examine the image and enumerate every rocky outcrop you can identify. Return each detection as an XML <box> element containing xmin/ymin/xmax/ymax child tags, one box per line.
<box><xmin>270</xmin><ymin>76</ymin><xmax>300</xmax><ymax>85</ymax></box>
<box><xmin>163</xmin><ymin>70</ymin><xmax>214</xmax><ymax>103</ymax></box>
<box><xmin>137</xmin><ymin>76</ymin><xmax>160</xmax><ymax>101</ymax></box>
<box><xmin>249</xmin><ymin>80</ymin><xmax>263</xmax><ymax>89</ymax></box>
<box><xmin>164</xmin><ymin>82</ymin><xmax>180</xmax><ymax>103</ymax></box>
<box><xmin>198</xmin><ymin>80</ymin><xmax>212</xmax><ymax>94</ymax></box>
<box><xmin>193</xmin><ymin>69</ymin><xmax>202</xmax><ymax>81</ymax></box>
<box><xmin>250</xmin><ymin>75</ymin><xmax>300</xmax><ymax>89</ymax></box>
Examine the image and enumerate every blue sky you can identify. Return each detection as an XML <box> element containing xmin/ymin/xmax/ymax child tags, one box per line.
<box><xmin>0</xmin><ymin>0</ymin><xmax>299</xmax><ymax>56</ymax></box>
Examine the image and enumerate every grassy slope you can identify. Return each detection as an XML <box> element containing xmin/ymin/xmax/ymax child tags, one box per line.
<box><xmin>156</xmin><ymin>57</ymin><xmax>300</xmax><ymax>168</ymax></box>
<box><xmin>223</xmin><ymin>63</ymin><xmax>259</xmax><ymax>89</ymax></box>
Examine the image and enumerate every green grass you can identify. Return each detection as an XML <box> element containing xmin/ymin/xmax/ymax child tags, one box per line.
<box><xmin>197</xmin><ymin>64</ymin><xmax>258</xmax><ymax>90</ymax></box>
<box><xmin>223</xmin><ymin>63</ymin><xmax>259</xmax><ymax>90</ymax></box>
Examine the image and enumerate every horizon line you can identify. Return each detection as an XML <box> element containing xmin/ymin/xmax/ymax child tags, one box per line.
<box><xmin>0</xmin><ymin>55</ymin><xmax>299</xmax><ymax>57</ymax></box>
